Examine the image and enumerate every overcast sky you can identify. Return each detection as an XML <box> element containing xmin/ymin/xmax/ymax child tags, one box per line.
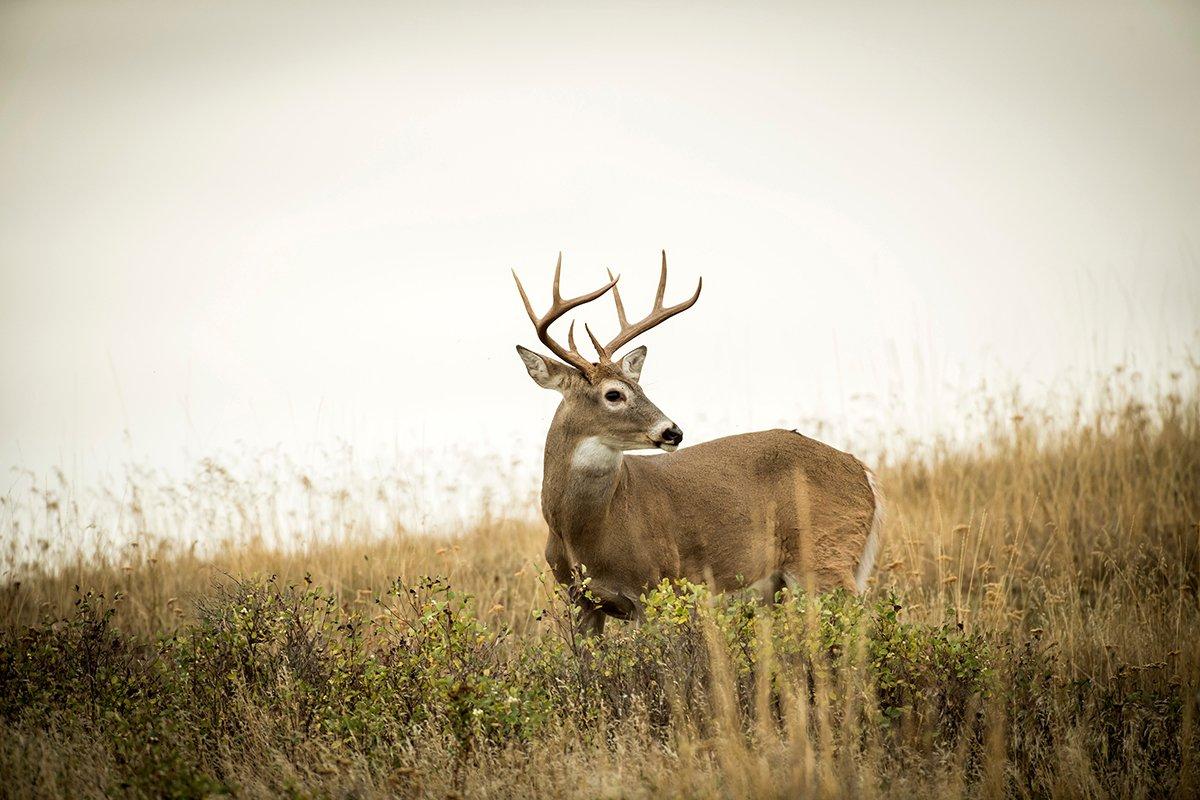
<box><xmin>2</xmin><ymin>0</ymin><xmax>1198</xmax><ymax>492</ymax></box>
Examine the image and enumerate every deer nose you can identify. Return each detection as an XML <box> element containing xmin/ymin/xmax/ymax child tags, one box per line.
<box><xmin>662</xmin><ymin>425</ymin><xmax>683</xmax><ymax>446</ymax></box>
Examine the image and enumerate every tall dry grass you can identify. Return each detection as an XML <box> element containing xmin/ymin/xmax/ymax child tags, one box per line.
<box><xmin>1</xmin><ymin>367</ymin><xmax>1197</xmax><ymax>798</ymax></box>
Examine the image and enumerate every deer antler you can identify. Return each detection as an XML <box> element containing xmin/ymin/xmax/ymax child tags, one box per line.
<box><xmin>512</xmin><ymin>253</ymin><xmax>618</xmax><ymax>380</ymax></box>
<box><xmin>593</xmin><ymin>250</ymin><xmax>702</xmax><ymax>361</ymax></box>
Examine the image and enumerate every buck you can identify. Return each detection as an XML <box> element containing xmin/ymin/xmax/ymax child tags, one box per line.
<box><xmin>514</xmin><ymin>253</ymin><xmax>882</xmax><ymax>635</ymax></box>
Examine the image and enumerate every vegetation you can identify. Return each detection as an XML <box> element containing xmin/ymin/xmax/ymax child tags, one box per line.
<box><xmin>1</xmin><ymin>369</ymin><xmax>1197</xmax><ymax>798</ymax></box>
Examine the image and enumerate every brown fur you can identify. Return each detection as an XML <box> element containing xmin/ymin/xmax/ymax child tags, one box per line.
<box><xmin>520</xmin><ymin>355</ymin><xmax>878</xmax><ymax>635</ymax></box>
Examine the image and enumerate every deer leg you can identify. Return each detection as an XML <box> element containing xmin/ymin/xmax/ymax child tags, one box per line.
<box><xmin>577</xmin><ymin>602</ymin><xmax>607</xmax><ymax>638</ymax></box>
<box><xmin>750</xmin><ymin>572</ymin><xmax>787</xmax><ymax>603</ymax></box>
<box><xmin>623</xmin><ymin>591</ymin><xmax>646</xmax><ymax>624</ymax></box>
<box><xmin>781</xmin><ymin>571</ymin><xmax>805</xmax><ymax>596</ymax></box>
<box><xmin>569</xmin><ymin>580</ymin><xmax>610</xmax><ymax>639</ymax></box>
<box><xmin>572</xmin><ymin>581</ymin><xmax>641</xmax><ymax>636</ymax></box>
<box><xmin>595</xmin><ymin>585</ymin><xmax>641</xmax><ymax>621</ymax></box>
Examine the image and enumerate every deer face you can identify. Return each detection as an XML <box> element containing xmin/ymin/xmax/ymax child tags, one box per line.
<box><xmin>517</xmin><ymin>344</ymin><xmax>684</xmax><ymax>452</ymax></box>
<box><xmin>512</xmin><ymin>251</ymin><xmax>699</xmax><ymax>453</ymax></box>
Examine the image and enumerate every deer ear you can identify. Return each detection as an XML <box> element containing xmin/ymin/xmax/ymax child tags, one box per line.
<box><xmin>516</xmin><ymin>345</ymin><xmax>574</xmax><ymax>391</ymax></box>
<box><xmin>619</xmin><ymin>346</ymin><xmax>648</xmax><ymax>383</ymax></box>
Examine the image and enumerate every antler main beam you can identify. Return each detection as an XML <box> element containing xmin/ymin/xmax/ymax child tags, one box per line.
<box><xmin>512</xmin><ymin>253</ymin><xmax>617</xmax><ymax>378</ymax></box>
<box><xmin>599</xmin><ymin>250</ymin><xmax>702</xmax><ymax>359</ymax></box>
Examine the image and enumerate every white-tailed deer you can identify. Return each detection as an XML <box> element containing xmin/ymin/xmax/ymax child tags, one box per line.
<box><xmin>514</xmin><ymin>252</ymin><xmax>882</xmax><ymax>635</ymax></box>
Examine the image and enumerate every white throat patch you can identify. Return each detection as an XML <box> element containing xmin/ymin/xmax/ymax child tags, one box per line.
<box><xmin>570</xmin><ymin>437</ymin><xmax>622</xmax><ymax>473</ymax></box>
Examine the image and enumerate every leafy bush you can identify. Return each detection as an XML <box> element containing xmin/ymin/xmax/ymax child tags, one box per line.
<box><xmin>0</xmin><ymin>576</ymin><xmax>1186</xmax><ymax>798</ymax></box>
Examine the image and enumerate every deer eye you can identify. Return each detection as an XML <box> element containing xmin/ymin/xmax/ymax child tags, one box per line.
<box><xmin>604</xmin><ymin>390</ymin><xmax>623</xmax><ymax>402</ymax></box>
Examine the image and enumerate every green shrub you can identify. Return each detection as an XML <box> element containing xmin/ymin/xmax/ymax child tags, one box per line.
<box><xmin>0</xmin><ymin>576</ymin><xmax>1183</xmax><ymax>798</ymax></box>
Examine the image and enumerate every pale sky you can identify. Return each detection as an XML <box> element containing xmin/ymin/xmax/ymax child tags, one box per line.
<box><xmin>2</xmin><ymin>0</ymin><xmax>1199</xmax><ymax>499</ymax></box>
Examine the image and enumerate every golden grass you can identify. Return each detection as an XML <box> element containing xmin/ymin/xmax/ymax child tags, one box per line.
<box><xmin>2</xmin><ymin>367</ymin><xmax>1198</xmax><ymax>798</ymax></box>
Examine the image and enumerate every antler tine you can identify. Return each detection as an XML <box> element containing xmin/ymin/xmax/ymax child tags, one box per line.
<box><xmin>512</xmin><ymin>253</ymin><xmax>618</xmax><ymax>378</ymax></box>
<box><xmin>654</xmin><ymin>250</ymin><xmax>668</xmax><ymax>308</ymax></box>
<box><xmin>583</xmin><ymin>323</ymin><xmax>607</xmax><ymax>362</ymax></box>
<box><xmin>566</xmin><ymin>321</ymin><xmax>592</xmax><ymax>367</ymax></box>
<box><xmin>512</xmin><ymin>270</ymin><xmax>539</xmax><ymax>327</ymax></box>
<box><xmin>606</xmin><ymin>268</ymin><xmax>629</xmax><ymax>329</ymax></box>
<box><xmin>602</xmin><ymin>250</ymin><xmax>702</xmax><ymax>357</ymax></box>
<box><xmin>551</xmin><ymin>251</ymin><xmax>564</xmax><ymax>303</ymax></box>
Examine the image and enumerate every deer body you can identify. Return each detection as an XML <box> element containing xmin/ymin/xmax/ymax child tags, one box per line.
<box><xmin>514</xmin><ymin>253</ymin><xmax>882</xmax><ymax>634</ymax></box>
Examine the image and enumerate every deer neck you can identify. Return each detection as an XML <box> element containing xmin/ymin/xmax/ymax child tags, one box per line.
<box><xmin>541</xmin><ymin>406</ymin><xmax>624</xmax><ymax>541</ymax></box>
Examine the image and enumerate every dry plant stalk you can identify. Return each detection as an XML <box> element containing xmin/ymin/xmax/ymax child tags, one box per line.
<box><xmin>0</xmin><ymin>367</ymin><xmax>1197</xmax><ymax>798</ymax></box>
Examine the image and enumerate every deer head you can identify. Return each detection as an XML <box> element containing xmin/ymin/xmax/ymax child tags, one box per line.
<box><xmin>513</xmin><ymin>252</ymin><xmax>701</xmax><ymax>452</ymax></box>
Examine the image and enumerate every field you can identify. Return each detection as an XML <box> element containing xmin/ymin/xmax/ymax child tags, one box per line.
<box><xmin>2</xmin><ymin>369</ymin><xmax>1198</xmax><ymax>799</ymax></box>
